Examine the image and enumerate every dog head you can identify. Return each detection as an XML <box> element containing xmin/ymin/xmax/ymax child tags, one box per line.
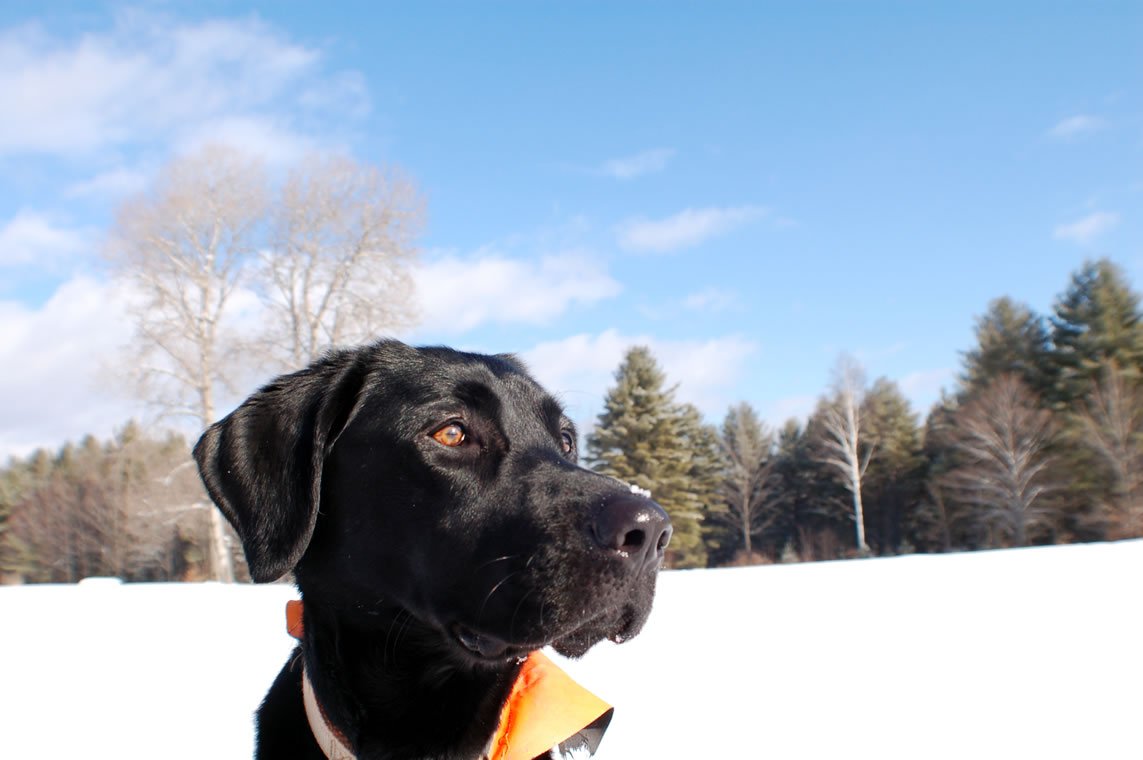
<box><xmin>194</xmin><ymin>340</ymin><xmax>670</xmax><ymax>665</ymax></box>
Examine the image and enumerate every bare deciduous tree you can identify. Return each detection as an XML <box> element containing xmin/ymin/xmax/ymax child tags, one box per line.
<box><xmin>107</xmin><ymin>145</ymin><xmax>267</xmax><ymax>427</ymax></box>
<box><xmin>1077</xmin><ymin>362</ymin><xmax>1143</xmax><ymax>538</ymax></box>
<box><xmin>818</xmin><ymin>354</ymin><xmax>874</xmax><ymax>553</ymax></box>
<box><xmin>945</xmin><ymin>374</ymin><xmax>1058</xmax><ymax>546</ymax></box>
<box><xmin>106</xmin><ymin>145</ymin><xmax>267</xmax><ymax>581</ymax></box>
<box><xmin>715</xmin><ymin>402</ymin><xmax>777</xmax><ymax>556</ymax></box>
<box><xmin>8</xmin><ymin>440</ymin><xmax>122</xmax><ymax>583</ymax></box>
<box><xmin>262</xmin><ymin>154</ymin><xmax>423</xmax><ymax>366</ymax></box>
<box><xmin>105</xmin><ymin>145</ymin><xmax>424</xmax><ymax>581</ymax></box>
<box><xmin>114</xmin><ymin>427</ymin><xmax>221</xmax><ymax>581</ymax></box>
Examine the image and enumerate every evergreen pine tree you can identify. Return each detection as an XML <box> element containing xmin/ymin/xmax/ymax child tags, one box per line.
<box><xmin>1049</xmin><ymin>259</ymin><xmax>1143</xmax><ymax>407</ymax></box>
<box><xmin>586</xmin><ymin>347</ymin><xmax>714</xmax><ymax>568</ymax></box>
<box><xmin>587</xmin><ymin>347</ymin><xmax>672</xmax><ymax>492</ymax></box>
<box><xmin>770</xmin><ymin>417</ymin><xmax>849</xmax><ymax>560</ymax></box>
<box><xmin>769</xmin><ymin>420</ymin><xmax>809</xmax><ymax>553</ymax></box>
<box><xmin>675</xmin><ymin>403</ymin><xmax>725</xmax><ymax>566</ymax></box>
<box><xmin>908</xmin><ymin>394</ymin><xmax>961</xmax><ymax>552</ymax></box>
<box><xmin>861</xmin><ymin>379</ymin><xmax>925</xmax><ymax>555</ymax></box>
<box><xmin>1041</xmin><ymin>260</ymin><xmax>1143</xmax><ymax>539</ymax></box>
<box><xmin>961</xmin><ymin>297</ymin><xmax>1052</xmax><ymax>399</ymax></box>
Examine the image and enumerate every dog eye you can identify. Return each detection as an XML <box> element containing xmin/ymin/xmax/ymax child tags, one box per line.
<box><xmin>560</xmin><ymin>431</ymin><xmax>575</xmax><ymax>454</ymax></box>
<box><xmin>432</xmin><ymin>423</ymin><xmax>467</xmax><ymax>447</ymax></box>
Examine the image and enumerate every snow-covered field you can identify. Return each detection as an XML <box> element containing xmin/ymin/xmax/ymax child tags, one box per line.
<box><xmin>2</xmin><ymin>540</ymin><xmax>1140</xmax><ymax>759</ymax></box>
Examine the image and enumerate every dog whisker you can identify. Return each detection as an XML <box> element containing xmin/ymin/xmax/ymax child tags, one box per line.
<box><xmin>475</xmin><ymin>554</ymin><xmax>520</xmax><ymax>570</ymax></box>
<box><xmin>478</xmin><ymin>570</ymin><xmax>522</xmax><ymax>620</ymax></box>
<box><xmin>383</xmin><ymin>608</ymin><xmax>413</xmax><ymax>666</ymax></box>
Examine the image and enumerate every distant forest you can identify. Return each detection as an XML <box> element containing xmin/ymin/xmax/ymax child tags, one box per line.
<box><xmin>3</xmin><ymin>257</ymin><xmax>1140</xmax><ymax>581</ymax></box>
<box><xmin>594</xmin><ymin>257</ymin><xmax>1143</xmax><ymax>569</ymax></box>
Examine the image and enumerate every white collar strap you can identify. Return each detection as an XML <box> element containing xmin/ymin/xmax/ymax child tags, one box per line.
<box><xmin>301</xmin><ymin>666</ymin><xmax>501</xmax><ymax>760</ymax></box>
<box><xmin>302</xmin><ymin>666</ymin><xmax>356</xmax><ymax>760</ymax></box>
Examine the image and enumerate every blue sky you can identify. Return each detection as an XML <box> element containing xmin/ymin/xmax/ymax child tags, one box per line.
<box><xmin>1</xmin><ymin>1</ymin><xmax>1140</xmax><ymax>455</ymax></box>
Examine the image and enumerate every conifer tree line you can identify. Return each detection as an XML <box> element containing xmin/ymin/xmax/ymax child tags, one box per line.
<box><xmin>3</xmin><ymin>257</ymin><xmax>1142</xmax><ymax>580</ymax></box>
<box><xmin>587</xmin><ymin>258</ymin><xmax>1143</xmax><ymax>568</ymax></box>
<box><xmin>0</xmin><ymin>423</ymin><xmax>246</xmax><ymax>583</ymax></box>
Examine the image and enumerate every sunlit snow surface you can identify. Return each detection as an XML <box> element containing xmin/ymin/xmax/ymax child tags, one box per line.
<box><xmin>2</xmin><ymin>541</ymin><xmax>1140</xmax><ymax>759</ymax></box>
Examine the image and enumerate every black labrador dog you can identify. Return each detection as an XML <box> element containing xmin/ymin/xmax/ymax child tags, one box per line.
<box><xmin>194</xmin><ymin>340</ymin><xmax>671</xmax><ymax>760</ymax></box>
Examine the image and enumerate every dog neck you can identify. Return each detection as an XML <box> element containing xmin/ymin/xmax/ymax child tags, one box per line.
<box><xmin>301</xmin><ymin>663</ymin><xmax>355</xmax><ymax>760</ymax></box>
<box><xmin>286</xmin><ymin>600</ymin><xmax>612</xmax><ymax>760</ymax></box>
<box><xmin>294</xmin><ymin>598</ymin><xmax>519</xmax><ymax>759</ymax></box>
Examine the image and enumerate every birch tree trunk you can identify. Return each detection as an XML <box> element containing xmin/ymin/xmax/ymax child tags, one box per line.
<box><xmin>818</xmin><ymin>354</ymin><xmax>873</xmax><ymax>554</ymax></box>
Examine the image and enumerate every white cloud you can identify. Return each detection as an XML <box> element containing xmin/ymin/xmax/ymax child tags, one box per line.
<box><xmin>618</xmin><ymin>205</ymin><xmax>769</xmax><ymax>253</ymax></box>
<box><xmin>175</xmin><ymin>115</ymin><xmax>322</xmax><ymax>166</ymax></box>
<box><xmin>598</xmin><ymin>148</ymin><xmax>675</xmax><ymax>180</ymax></box>
<box><xmin>683</xmin><ymin>287</ymin><xmax>740</xmax><ymax>313</ymax></box>
<box><xmin>64</xmin><ymin>166</ymin><xmax>150</xmax><ymax>200</ymax></box>
<box><xmin>0</xmin><ymin>210</ymin><xmax>91</xmax><ymax>267</ymax></box>
<box><xmin>1047</xmin><ymin>115</ymin><xmax>1106</xmax><ymax>140</ymax></box>
<box><xmin>1053</xmin><ymin>211</ymin><xmax>1120</xmax><ymax>245</ymax></box>
<box><xmin>0</xmin><ymin>276</ymin><xmax>143</xmax><ymax>457</ymax></box>
<box><xmin>409</xmin><ymin>251</ymin><xmax>621</xmax><ymax>335</ymax></box>
<box><xmin>0</xmin><ymin>272</ymin><xmax>282</xmax><ymax>458</ymax></box>
<box><xmin>521</xmin><ymin>329</ymin><xmax>757</xmax><ymax>424</ymax></box>
<box><xmin>0</xmin><ymin>274</ymin><xmax>754</xmax><ymax>457</ymax></box>
<box><xmin>0</xmin><ymin>13</ymin><xmax>364</xmax><ymax>158</ymax></box>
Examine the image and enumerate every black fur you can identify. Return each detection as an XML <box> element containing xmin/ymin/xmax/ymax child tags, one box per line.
<box><xmin>194</xmin><ymin>340</ymin><xmax>670</xmax><ymax>760</ymax></box>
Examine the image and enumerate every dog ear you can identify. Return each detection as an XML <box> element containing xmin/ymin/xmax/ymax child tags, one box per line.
<box><xmin>193</xmin><ymin>352</ymin><xmax>368</xmax><ymax>582</ymax></box>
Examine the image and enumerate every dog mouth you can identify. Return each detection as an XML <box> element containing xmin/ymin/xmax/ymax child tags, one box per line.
<box><xmin>445</xmin><ymin>549</ymin><xmax>662</xmax><ymax>664</ymax></box>
<box><xmin>450</xmin><ymin>623</ymin><xmax>534</xmax><ymax>662</ymax></box>
<box><xmin>449</xmin><ymin>609</ymin><xmax>614</xmax><ymax>664</ymax></box>
<box><xmin>450</xmin><ymin>601</ymin><xmax>639</xmax><ymax>664</ymax></box>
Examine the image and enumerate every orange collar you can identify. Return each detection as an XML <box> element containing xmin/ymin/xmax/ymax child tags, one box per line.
<box><xmin>285</xmin><ymin>600</ymin><xmax>613</xmax><ymax>760</ymax></box>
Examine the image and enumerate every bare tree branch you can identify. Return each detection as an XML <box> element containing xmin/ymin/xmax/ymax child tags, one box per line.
<box><xmin>1077</xmin><ymin>362</ymin><xmax>1143</xmax><ymax>538</ymax></box>
<box><xmin>258</xmin><ymin>154</ymin><xmax>424</xmax><ymax>367</ymax></box>
<box><xmin>106</xmin><ymin>144</ymin><xmax>267</xmax><ymax>429</ymax></box>
<box><xmin>714</xmin><ymin>403</ymin><xmax>778</xmax><ymax>556</ymax></box>
<box><xmin>944</xmin><ymin>374</ymin><xmax>1059</xmax><ymax>546</ymax></box>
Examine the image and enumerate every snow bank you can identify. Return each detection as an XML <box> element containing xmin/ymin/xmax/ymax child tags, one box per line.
<box><xmin>2</xmin><ymin>541</ymin><xmax>1140</xmax><ymax>759</ymax></box>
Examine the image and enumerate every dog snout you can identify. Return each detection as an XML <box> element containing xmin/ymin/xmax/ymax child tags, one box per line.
<box><xmin>590</xmin><ymin>494</ymin><xmax>672</xmax><ymax>570</ymax></box>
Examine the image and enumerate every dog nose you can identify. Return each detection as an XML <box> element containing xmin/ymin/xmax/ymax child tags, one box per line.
<box><xmin>591</xmin><ymin>494</ymin><xmax>672</xmax><ymax>570</ymax></box>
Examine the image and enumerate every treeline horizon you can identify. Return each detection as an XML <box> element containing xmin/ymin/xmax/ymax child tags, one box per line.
<box><xmin>599</xmin><ymin>256</ymin><xmax>1143</xmax><ymax>569</ymax></box>
<box><xmin>2</xmin><ymin>256</ymin><xmax>1142</xmax><ymax>582</ymax></box>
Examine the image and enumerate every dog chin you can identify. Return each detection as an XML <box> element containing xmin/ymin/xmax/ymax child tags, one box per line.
<box><xmin>551</xmin><ymin>603</ymin><xmax>649</xmax><ymax>659</ymax></box>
